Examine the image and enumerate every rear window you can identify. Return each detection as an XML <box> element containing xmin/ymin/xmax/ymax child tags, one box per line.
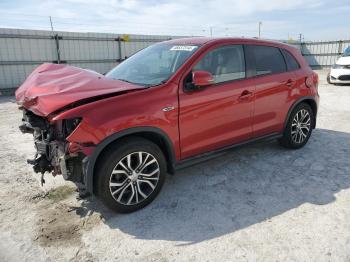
<box><xmin>281</xmin><ymin>49</ymin><xmax>300</xmax><ymax>71</ymax></box>
<box><xmin>248</xmin><ymin>45</ymin><xmax>286</xmax><ymax>76</ymax></box>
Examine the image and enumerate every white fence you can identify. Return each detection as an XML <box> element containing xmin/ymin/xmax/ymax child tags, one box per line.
<box><xmin>1</xmin><ymin>28</ymin><xmax>349</xmax><ymax>95</ymax></box>
<box><xmin>0</xmin><ymin>28</ymin><xmax>179</xmax><ymax>95</ymax></box>
<box><xmin>292</xmin><ymin>40</ymin><xmax>350</xmax><ymax>68</ymax></box>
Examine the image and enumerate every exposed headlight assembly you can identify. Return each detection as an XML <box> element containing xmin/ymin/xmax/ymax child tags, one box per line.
<box><xmin>63</xmin><ymin>118</ymin><xmax>82</xmax><ymax>137</ymax></box>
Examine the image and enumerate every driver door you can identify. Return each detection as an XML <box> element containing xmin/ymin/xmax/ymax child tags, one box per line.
<box><xmin>178</xmin><ymin>44</ymin><xmax>255</xmax><ymax>159</ymax></box>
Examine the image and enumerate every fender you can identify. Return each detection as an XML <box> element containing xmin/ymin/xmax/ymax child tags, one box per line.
<box><xmin>283</xmin><ymin>96</ymin><xmax>318</xmax><ymax>130</ymax></box>
<box><xmin>83</xmin><ymin>126</ymin><xmax>176</xmax><ymax>194</ymax></box>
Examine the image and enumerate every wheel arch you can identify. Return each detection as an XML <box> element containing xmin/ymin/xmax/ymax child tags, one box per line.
<box><xmin>85</xmin><ymin>127</ymin><xmax>176</xmax><ymax>194</ymax></box>
<box><xmin>284</xmin><ymin>96</ymin><xmax>318</xmax><ymax>130</ymax></box>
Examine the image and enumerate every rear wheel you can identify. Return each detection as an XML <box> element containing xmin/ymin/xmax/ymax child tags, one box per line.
<box><xmin>279</xmin><ymin>103</ymin><xmax>314</xmax><ymax>149</ymax></box>
<box><xmin>96</xmin><ymin>137</ymin><xmax>166</xmax><ymax>213</ymax></box>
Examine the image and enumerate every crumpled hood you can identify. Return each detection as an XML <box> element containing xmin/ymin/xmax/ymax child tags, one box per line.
<box><xmin>16</xmin><ymin>63</ymin><xmax>145</xmax><ymax>117</ymax></box>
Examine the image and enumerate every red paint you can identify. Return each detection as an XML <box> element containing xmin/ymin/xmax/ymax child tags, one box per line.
<box><xmin>179</xmin><ymin>77</ymin><xmax>256</xmax><ymax>158</ymax></box>
<box><xmin>15</xmin><ymin>63</ymin><xmax>145</xmax><ymax>117</ymax></box>
<box><xmin>192</xmin><ymin>70</ymin><xmax>214</xmax><ymax>86</ymax></box>
<box><xmin>16</xmin><ymin>38</ymin><xmax>319</xmax><ymax>162</ymax></box>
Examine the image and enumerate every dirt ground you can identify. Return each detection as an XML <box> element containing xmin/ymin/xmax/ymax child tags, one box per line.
<box><xmin>0</xmin><ymin>69</ymin><xmax>350</xmax><ymax>262</ymax></box>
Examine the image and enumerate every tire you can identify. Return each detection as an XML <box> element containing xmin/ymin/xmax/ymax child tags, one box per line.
<box><xmin>279</xmin><ymin>103</ymin><xmax>314</xmax><ymax>149</ymax></box>
<box><xmin>96</xmin><ymin>137</ymin><xmax>166</xmax><ymax>213</ymax></box>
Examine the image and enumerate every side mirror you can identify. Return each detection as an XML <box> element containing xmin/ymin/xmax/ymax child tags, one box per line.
<box><xmin>192</xmin><ymin>70</ymin><xmax>214</xmax><ymax>88</ymax></box>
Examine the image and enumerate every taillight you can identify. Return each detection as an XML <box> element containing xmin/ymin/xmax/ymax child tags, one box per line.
<box><xmin>305</xmin><ymin>72</ymin><xmax>318</xmax><ymax>88</ymax></box>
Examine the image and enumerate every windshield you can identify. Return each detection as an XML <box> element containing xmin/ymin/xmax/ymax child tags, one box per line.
<box><xmin>106</xmin><ymin>44</ymin><xmax>199</xmax><ymax>86</ymax></box>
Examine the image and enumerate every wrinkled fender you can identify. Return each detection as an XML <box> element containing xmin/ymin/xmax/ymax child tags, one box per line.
<box><xmin>84</xmin><ymin>126</ymin><xmax>176</xmax><ymax>194</ymax></box>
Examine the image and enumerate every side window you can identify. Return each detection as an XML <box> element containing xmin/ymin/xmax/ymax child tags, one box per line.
<box><xmin>281</xmin><ymin>49</ymin><xmax>300</xmax><ymax>71</ymax></box>
<box><xmin>250</xmin><ymin>45</ymin><xmax>286</xmax><ymax>76</ymax></box>
<box><xmin>193</xmin><ymin>45</ymin><xmax>245</xmax><ymax>84</ymax></box>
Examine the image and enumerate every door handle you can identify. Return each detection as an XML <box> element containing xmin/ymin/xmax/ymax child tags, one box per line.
<box><xmin>239</xmin><ymin>90</ymin><xmax>253</xmax><ymax>101</ymax></box>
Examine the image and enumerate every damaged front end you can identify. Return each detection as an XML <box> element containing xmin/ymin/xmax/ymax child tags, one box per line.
<box><xmin>15</xmin><ymin>63</ymin><xmax>147</xmax><ymax>198</ymax></box>
<box><xmin>20</xmin><ymin>109</ymin><xmax>88</xmax><ymax>194</ymax></box>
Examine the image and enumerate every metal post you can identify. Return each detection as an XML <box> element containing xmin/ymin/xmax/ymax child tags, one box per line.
<box><xmin>49</xmin><ymin>16</ymin><xmax>61</xmax><ymax>64</ymax></box>
<box><xmin>117</xmin><ymin>37</ymin><xmax>122</xmax><ymax>62</ymax></box>
<box><xmin>338</xmin><ymin>40</ymin><xmax>343</xmax><ymax>56</ymax></box>
<box><xmin>54</xmin><ymin>34</ymin><xmax>61</xmax><ymax>64</ymax></box>
<box><xmin>258</xmin><ymin>22</ymin><xmax>262</xmax><ymax>39</ymax></box>
<box><xmin>210</xmin><ymin>27</ymin><xmax>213</xmax><ymax>37</ymax></box>
<box><xmin>49</xmin><ymin>16</ymin><xmax>54</xmax><ymax>33</ymax></box>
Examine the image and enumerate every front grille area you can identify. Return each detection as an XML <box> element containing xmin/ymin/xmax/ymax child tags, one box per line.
<box><xmin>35</xmin><ymin>141</ymin><xmax>49</xmax><ymax>155</ymax></box>
<box><xmin>338</xmin><ymin>75</ymin><xmax>350</xmax><ymax>81</ymax></box>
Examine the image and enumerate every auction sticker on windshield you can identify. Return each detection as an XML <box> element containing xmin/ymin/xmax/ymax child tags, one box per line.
<box><xmin>170</xmin><ymin>45</ymin><xmax>198</xmax><ymax>51</ymax></box>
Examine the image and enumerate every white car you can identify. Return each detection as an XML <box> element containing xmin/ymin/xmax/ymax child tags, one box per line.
<box><xmin>328</xmin><ymin>48</ymin><xmax>350</xmax><ymax>85</ymax></box>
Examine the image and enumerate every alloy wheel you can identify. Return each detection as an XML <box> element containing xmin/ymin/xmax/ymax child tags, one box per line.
<box><xmin>291</xmin><ymin>109</ymin><xmax>311</xmax><ymax>144</ymax></box>
<box><xmin>109</xmin><ymin>151</ymin><xmax>160</xmax><ymax>205</ymax></box>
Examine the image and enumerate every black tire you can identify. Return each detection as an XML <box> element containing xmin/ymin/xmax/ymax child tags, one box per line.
<box><xmin>96</xmin><ymin>137</ymin><xmax>166</xmax><ymax>213</ymax></box>
<box><xmin>279</xmin><ymin>103</ymin><xmax>314</xmax><ymax>149</ymax></box>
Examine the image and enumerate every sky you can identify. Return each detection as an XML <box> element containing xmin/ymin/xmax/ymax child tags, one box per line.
<box><xmin>0</xmin><ymin>0</ymin><xmax>349</xmax><ymax>41</ymax></box>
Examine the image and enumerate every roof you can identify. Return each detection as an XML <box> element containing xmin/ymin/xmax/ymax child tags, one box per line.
<box><xmin>163</xmin><ymin>37</ymin><xmax>217</xmax><ymax>45</ymax></box>
<box><xmin>161</xmin><ymin>37</ymin><xmax>293</xmax><ymax>49</ymax></box>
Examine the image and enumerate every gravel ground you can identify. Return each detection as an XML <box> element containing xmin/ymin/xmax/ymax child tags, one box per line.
<box><xmin>0</xmin><ymin>69</ymin><xmax>350</xmax><ymax>262</ymax></box>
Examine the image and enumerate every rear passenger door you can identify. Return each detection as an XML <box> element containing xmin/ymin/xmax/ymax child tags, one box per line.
<box><xmin>246</xmin><ymin>45</ymin><xmax>298</xmax><ymax>137</ymax></box>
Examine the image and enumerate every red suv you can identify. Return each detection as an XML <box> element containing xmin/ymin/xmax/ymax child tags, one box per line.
<box><xmin>16</xmin><ymin>37</ymin><xmax>319</xmax><ymax>213</ymax></box>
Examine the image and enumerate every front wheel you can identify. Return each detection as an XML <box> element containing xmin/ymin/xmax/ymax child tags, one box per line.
<box><xmin>279</xmin><ymin>103</ymin><xmax>314</xmax><ymax>149</ymax></box>
<box><xmin>96</xmin><ymin>137</ymin><xmax>166</xmax><ymax>213</ymax></box>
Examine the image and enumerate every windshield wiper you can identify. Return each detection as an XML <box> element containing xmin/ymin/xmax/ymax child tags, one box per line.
<box><xmin>114</xmin><ymin>78</ymin><xmax>147</xmax><ymax>86</ymax></box>
<box><xmin>115</xmin><ymin>78</ymin><xmax>134</xmax><ymax>84</ymax></box>
<box><xmin>114</xmin><ymin>78</ymin><xmax>167</xmax><ymax>87</ymax></box>
<box><xmin>145</xmin><ymin>80</ymin><xmax>168</xmax><ymax>87</ymax></box>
